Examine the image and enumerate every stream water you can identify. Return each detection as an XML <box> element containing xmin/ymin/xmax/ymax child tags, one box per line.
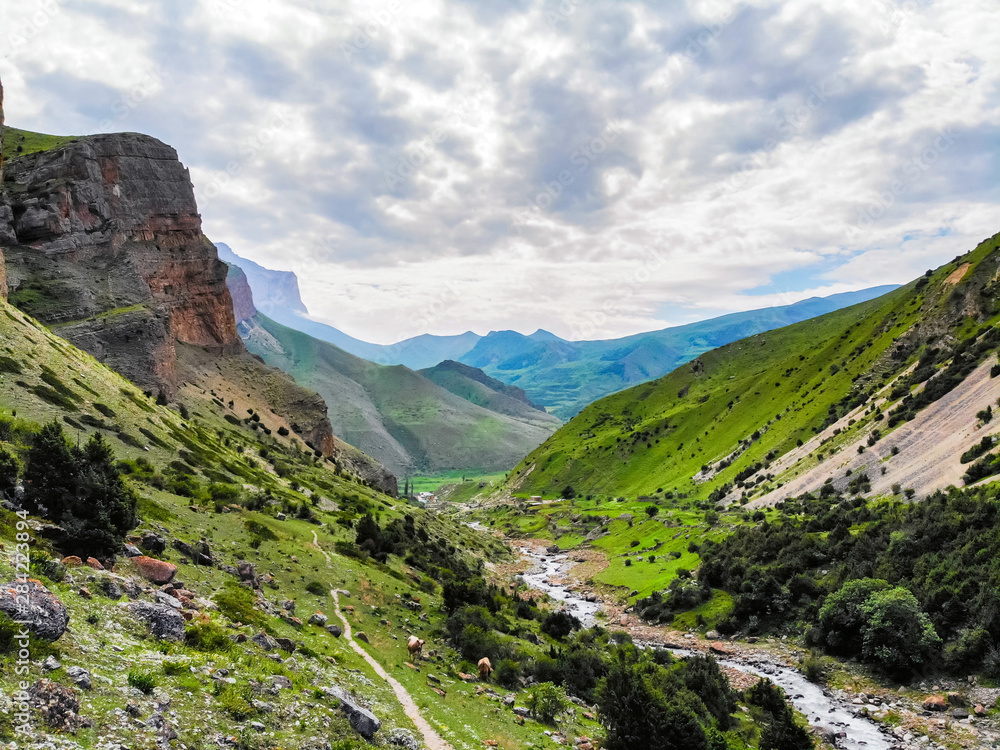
<box><xmin>518</xmin><ymin>548</ymin><xmax>894</xmax><ymax>750</ymax></box>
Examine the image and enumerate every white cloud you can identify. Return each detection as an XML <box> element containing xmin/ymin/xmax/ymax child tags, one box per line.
<box><xmin>3</xmin><ymin>0</ymin><xmax>998</xmax><ymax>343</ymax></box>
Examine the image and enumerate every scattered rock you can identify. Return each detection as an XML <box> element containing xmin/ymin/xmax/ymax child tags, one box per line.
<box><xmin>155</xmin><ymin>590</ymin><xmax>183</xmax><ymax>609</ymax></box>
<box><xmin>66</xmin><ymin>666</ymin><xmax>92</xmax><ymax>690</ymax></box>
<box><xmin>62</xmin><ymin>556</ymin><xmax>83</xmax><ymax>567</ymax></box>
<box><xmin>503</xmin><ymin>693</ymin><xmax>516</xmax><ymax>707</ymax></box>
<box><xmin>952</xmin><ymin>708</ymin><xmax>970</xmax><ymax>720</ymax></box>
<box><xmin>141</xmin><ymin>533</ymin><xmax>167</xmax><ymax>554</ymax></box>
<box><xmin>309</xmin><ymin>612</ymin><xmax>328</xmax><ymax>626</ymax></box>
<box><xmin>0</xmin><ymin>579</ymin><xmax>69</xmax><ymax>640</ymax></box>
<box><xmin>78</xmin><ymin>587</ymin><xmax>92</xmax><ymax>599</ymax></box>
<box><xmin>251</xmin><ymin>631</ymin><xmax>279</xmax><ymax>651</ymax></box>
<box><xmin>123</xmin><ymin>543</ymin><xmax>143</xmax><ymax>557</ymax></box>
<box><xmin>276</xmin><ymin>637</ymin><xmax>296</xmax><ymax>653</ymax></box>
<box><xmin>85</xmin><ymin>557</ymin><xmax>104</xmax><ymax>570</ymax></box>
<box><xmin>330</xmin><ymin>689</ymin><xmax>381</xmax><ymax>740</ymax></box>
<box><xmin>270</xmin><ymin>675</ymin><xmax>292</xmax><ymax>690</ymax></box>
<box><xmin>386</xmin><ymin>728</ymin><xmax>419</xmax><ymax>750</ymax></box>
<box><xmin>546</xmin><ymin>545</ymin><xmax>559</xmax><ymax>553</ymax></box>
<box><xmin>29</xmin><ymin>679</ymin><xmax>91</xmax><ymax>732</ymax></box>
<box><xmin>237</xmin><ymin>560</ymin><xmax>261</xmax><ymax>589</ymax></box>
<box><xmin>129</xmin><ymin>601</ymin><xmax>185</xmax><ymax>640</ymax></box>
<box><xmin>705</xmin><ymin>630</ymin><xmax>722</xmax><ymax>641</ymax></box>
<box><xmin>513</xmin><ymin>706</ymin><xmax>530</xmax><ymax>717</ymax></box>
<box><xmin>355</xmin><ymin>631</ymin><xmax>369</xmax><ymax>644</ymax></box>
<box><xmin>132</xmin><ymin>556</ymin><xmax>178</xmax><ymax>585</ymax></box>
<box><xmin>43</xmin><ymin>655</ymin><xmax>62</xmax><ymax>671</ymax></box>
<box><xmin>922</xmin><ymin>695</ymin><xmax>948</xmax><ymax>711</ymax></box>
<box><xmin>326</xmin><ymin>624</ymin><xmax>342</xmax><ymax>638</ymax></box>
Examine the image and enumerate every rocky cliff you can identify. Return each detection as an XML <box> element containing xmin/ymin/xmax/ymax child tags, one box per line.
<box><xmin>1</xmin><ymin>132</ymin><xmax>243</xmax><ymax>392</ymax></box>
<box><xmin>0</xmin><ymin>80</ymin><xmax>8</xmax><ymax>299</ymax></box>
<box><xmin>226</xmin><ymin>263</ymin><xmax>257</xmax><ymax>324</ymax></box>
<box><xmin>216</xmin><ymin>242</ymin><xmax>307</xmax><ymax>316</ymax></box>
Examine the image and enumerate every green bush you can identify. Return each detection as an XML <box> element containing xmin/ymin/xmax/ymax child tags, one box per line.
<box><xmin>305</xmin><ymin>581</ymin><xmax>327</xmax><ymax>596</ymax></box>
<box><xmin>527</xmin><ymin>682</ymin><xmax>566</xmax><ymax>723</ymax></box>
<box><xmin>127</xmin><ymin>669</ymin><xmax>157</xmax><ymax>695</ymax></box>
<box><xmin>185</xmin><ymin>621</ymin><xmax>234</xmax><ymax>652</ymax></box>
<box><xmin>215</xmin><ymin>582</ymin><xmax>265</xmax><ymax>627</ymax></box>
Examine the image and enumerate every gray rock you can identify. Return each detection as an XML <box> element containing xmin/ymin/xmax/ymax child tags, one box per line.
<box><xmin>952</xmin><ymin>708</ymin><xmax>970</xmax><ymax>720</ymax></box>
<box><xmin>326</xmin><ymin>624</ymin><xmax>343</xmax><ymax>638</ymax></box>
<box><xmin>129</xmin><ymin>601</ymin><xmax>185</xmax><ymax>640</ymax></box>
<box><xmin>155</xmin><ymin>590</ymin><xmax>183</xmax><ymax>609</ymax></box>
<box><xmin>141</xmin><ymin>533</ymin><xmax>167</xmax><ymax>554</ymax></box>
<box><xmin>43</xmin><ymin>655</ymin><xmax>62</xmax><ymax>671</ymax></box>
<box><xmin>513</xmin><ymin>706</ymin><xmax>530</xmax><ymax>717</ymax></box>
<box><xmin>250</xmin><ymin>721</ymin><xmax>266</xmax><ymax>732</ymax></box>
<box><xmin>386</xmin><ymin>728</ymin><xmax>419</xmax><ymax>750</ymax></box>
<box><xmin>338</xmin><ymin>694</ymin><xmax>381</xmax><ymax>739</ymax></box>
<box><xmin>123</xmin><ymin>544</ymin><xmax>143</xmax><ymax>558</ymax></box>
<box><xmin>66</xmin><ymin>666</ymin><xmax>92</xmax><ymax>690</ymax></box>
<box><xmin>0</xmin><ymin>580</ymin><xmax>70</xmax><ymax>641</ymax></box>
<box><xmin>251</xmin><ymin>631</ymin><xmax>278</xmax><ymax>651</ymax></box>
<box><xmin>503</xmin><ymin>693</ymin><xmax>516</xmax><ymax>707</ymax></box>
<box><xmin>309</xmin><ymin>612</ymin><xmax>328</xmax><ymax>626</ymax></box>
<box><xmin>270</xmin><ymin>675</ymin><xmax>292</xmax><ymax>690</ymax></box>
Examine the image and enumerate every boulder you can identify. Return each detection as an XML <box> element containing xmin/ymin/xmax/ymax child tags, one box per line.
<box><xmin>85</xmin><ymin>557</ymin><xmax>104</xmax><ymax>570</ymax></box>
<box><xmin>952</xmin><ymin>708</ymin><xmax>970</xmax><ymax>720</ymax></box>
<box><xmin>386</xmin><ymin>728</ymin><xmax>419</xmax><ymax>750</ymax></box>
<box><xmin>355</xmin><ymin>631</ymin><xmax>369</xmax><ymax>644</ymax></box>
<box><xmin>251</xmin><ymin>631</ymin><xmax>279</xmax><ymax>651</ymax></box>
<box><xmin>275</xmin><ymin>637</ymin><xmax>296</xmax><ymax>653</ymax></box>
<box><xmin>309</xmin><ymin>612</ymin><xmax>328</xmax><ymax>627</ymax></box>
<box><xmin>0</xmin><ymin>579</ymin><xmax>69</xmax><ymax>640</ymax></box>
<box><xmin>43</xmin><ymin>655</ymin><xmax>62</xmax><ymax>671</ymax></box>
<box><xmin>29</xmin><ymin>679</ymin><xmax>91</xmax><ymax>732</ymax></box>
<box><xmin>141</xmin><ymin>533</ymin><xmax>167</xmax><ymax>554</ymax></box>
<box><xmin>237</xmin><ymin>560</ymin><xmax>261</xmax><ymax>589</ymax></box>
<box><xmin>62</xmin><ymin>556</ymin><xmax>83</xmax><ymax>567</ymax></box>
<box><xmin>155</xmin><ymin>590</ymin><xmax>183</xmax><ymax>609</ymax></box>
<box><xmin>326</xmin><ymin>624</ymin><xmax>342</xmax><ymax>638</ymax></box>
<box><xmin>123</xmin><ymin>544</ymin><xmax>143</xmax><ymax>558</ymax></box>
<box><xmin>706</xmin><ymin>630</ymin><xmax>722</xmax><ymax>641</ymax></box>
<box><xmin>66</xmin><ymin>666</ymin><xmax>92</xmax><ymax>690</ymax></box>
<box><xmin>132</xmin><ymin>556</ymin><xmax>177</xmax><ymax>585</ymax></box>
<box><xmin>129</xmin><ymin>601</ymin><xmax>185</xmax><ymax>640</ymax></box>
<box><xmin>922</xmin><ymin>695</ymin><xmax>948</xmax><ymax>712</ymax></box>
<box><xmin>329</xmin><ymin>688</ymin><xmax>381</xmax><ymax>739</ymax></box>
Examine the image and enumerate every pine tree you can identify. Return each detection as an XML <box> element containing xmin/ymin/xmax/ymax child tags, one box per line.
<box><xmin>23</xmin><ymin>421</ymin><xmax>77</xmax><ymax>520</ymax></box>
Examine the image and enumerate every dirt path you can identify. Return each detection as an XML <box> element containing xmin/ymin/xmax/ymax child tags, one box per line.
<box><xmin>311</xmin><ymin>531</ymin><xmax>453</xmax><ymax>750</ymax></box>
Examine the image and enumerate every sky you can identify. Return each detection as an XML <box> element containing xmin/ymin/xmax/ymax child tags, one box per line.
<box><xmin>3</xmin><ymin>0</ymin><xmax>999</xmax><ymax>344</ymax></box>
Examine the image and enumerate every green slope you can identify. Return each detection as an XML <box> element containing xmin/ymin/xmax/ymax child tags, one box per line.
<box><xmin>239</xmin><ymin>313</ymin><xmax>560</xmax><ymax>476</ymax></box>
<box><xmin>505</xmin><ymin>232</ymin><xmax>1000</xmax><ymax>502</ymax></box>
<box><xmin>419</xmin><ymin>359</ymin><xmax>556</xmax><ymax>421</ymax></box>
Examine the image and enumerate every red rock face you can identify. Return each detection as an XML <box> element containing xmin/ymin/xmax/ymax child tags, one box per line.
<box><xmin>1</xmin><ymin>133</ymin><xmax>242</xmax><ymax>394</ymax></box>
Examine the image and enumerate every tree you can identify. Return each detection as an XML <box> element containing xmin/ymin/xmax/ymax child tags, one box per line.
<box><xmin>860</xmin><ymin>587</ymin><xmax>940</xmax><ymax>677</ymax></box>
<box><xmin>817</xmin><ymin>578</ymin><xmax>891</xmax><ymax>656</ymax></box>
<box><xmin>562</xmin><ymin>485</ymin><xmax>576</xmax><ymax>500</ymax></box>
<box><xmin>0</xmin><ymin>446</ymin><xmax>19</xmax><ymax>497</ymax></box>
<box><xmin>23</xmin><ymin>424</ymin><xmax>137</xmax><ymax>558</ymax></box>
<box><xmin>526</xmin><ymin>682</ymin><xmax>566</xmax><ymax>723</ymax></box>
<box><xmin>541</xmin><ymin>610</ymin><xmax>581</xmax><ymax>640</ymax></box>
<box><xmin>23</xmin><ymin>421</ymin><xmax>78</xmax><ymax>520</ymax></box>
<box><xmin>645</xmin><ymin>505</ymin><xmax>659</xmax><ymax>518</ymax></box>
<box><xmin>597</xmin><ymin>652</ymin><xmax>707</xmax><ymax>750</ymax></box>
<box><xmin>745</xmin><ymin>679</ymin><xmax>812</xmax><ymax>750</ymax></box>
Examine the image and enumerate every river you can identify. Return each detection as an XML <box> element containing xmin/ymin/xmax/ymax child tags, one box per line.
<box><xmin>518</xmin><ymin>547</ymin><xmax>894</xmax><ymax>750</ymax></box>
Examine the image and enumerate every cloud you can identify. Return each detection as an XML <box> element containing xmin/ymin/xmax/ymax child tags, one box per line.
<box><xmin>2</xmin><ymin>0</ymin><xmax>998</xmax><ymax>344</ymax></box>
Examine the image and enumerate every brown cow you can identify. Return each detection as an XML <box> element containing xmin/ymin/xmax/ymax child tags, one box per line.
<box><xmin>407</xmin><ymin>635</ymin><xmax>425</xmax><ymax>658</ymax></box>
<box><xmin>478</xmin><ymin>657</ymin><xmax>493</xmax><ymax>681</ymax></box>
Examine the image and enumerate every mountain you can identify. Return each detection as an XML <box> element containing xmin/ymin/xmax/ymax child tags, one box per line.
<box><xmin>230</xmin><ymin>296</ymin><xmax>561</xmax><ymax>477</ymax></box>
<box><xmin>504</xmin><ymin>232</ymin><xmax>1000</xmax><ymax>504</ymax></box>
<box><xmin>458</xmin><ymin>287</ymin><xmax>900</xmax><ymax>418</ymax></box>
<box><xmin>0</xmin><ymin>115</ymin><xmax>393</xmax><ymax>492</ymax></box>
<box><xmin>216</xmin><ymin>245</ymin><xmax>482</xmax><ymax>369</ymax></box>
<box><xmin>418</xmin><ymin>359</ymin><xmax>548</xmax><ymax>419</ymax></box>
<box><xmin>218</xmin><ymin>245</ymin><xmax>898</xmax><ymax>418</ymax></box>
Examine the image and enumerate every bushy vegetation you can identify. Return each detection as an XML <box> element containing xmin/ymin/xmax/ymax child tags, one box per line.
<box><xmin>696</xmin><ymin>484</ymin><xmax>1000</xmax><ymax>678</ymax></box>
<box><xmin>21</xmin><ymin>422</ymin><xmax>138</xmax><ymax>558</ymax></box>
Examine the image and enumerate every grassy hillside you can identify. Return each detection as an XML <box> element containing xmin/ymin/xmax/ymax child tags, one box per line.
<box><xmin>462</xmin><ymin>287</ymin><xmax>898</xmax><ymax>419</ymax></box>
<box><xmin>1</xmin><ymin>126</ymin><xmax>78</xmax><ymax>161</ymax></box>
<box><xmin>504</xmin><ymin>233</ymin><xmax>1000</xmax><ymax>504</ymax></box>
<box><xmin>239</xmin><ymin>313</ymin><xmax>560</xmax><ymax>477</ymax></box>
<box><xmin>419</xmin><ymin>359</ymin><xmax>556</xmax><ymax>421</ymax></box>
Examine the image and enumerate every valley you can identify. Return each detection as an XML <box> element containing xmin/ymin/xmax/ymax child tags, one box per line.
<box><xmin>2</xmin><ymin>67</ymin><xmax>1000</xmax><ymax>750</ymax></box>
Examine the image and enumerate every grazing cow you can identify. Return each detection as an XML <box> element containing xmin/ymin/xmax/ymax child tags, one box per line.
<box><xmin>407</xmin><ymin>635</ymin><xmax>425</xmax><ymax>658</ymax></box>
<box><xmin>478</xmin><ymin>657</ymin><xmax>493</xmax><ymax>681</ymax></box>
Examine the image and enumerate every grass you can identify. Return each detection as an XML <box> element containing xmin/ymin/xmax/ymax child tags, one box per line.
<box><xmin>2</xmin><ymin>127</ymin><xmax>78</xmax><ymax>162</ymax></box>
<box><xmin>505</xmin><ymin>232</ymin><xmax>1000</xmax><ymax>504</ymax></box>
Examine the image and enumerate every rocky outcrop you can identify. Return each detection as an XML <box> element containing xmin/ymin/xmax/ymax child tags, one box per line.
<box><xmin>128</xmin><ymin>601</ymin><xmax>185</xmax><ymax>640</ymax></box>
<box><xmin>1</xmin><ymin>132</ymin><xmax>242</xmax><ymax>395</ymax></box>
<box><xmin>0</xmin><ymin>579</ymin><xmax>70</xmax><ymax>641</ymax></box>
<box><xmin>217</xmin><ymin>242</ymin><xmax>308</xmax><ymax>316</ymax></box>
<box><xmin>226</xmin><ymin>263</ymin><xmax>257</xmax><ymax>324</ymax></box>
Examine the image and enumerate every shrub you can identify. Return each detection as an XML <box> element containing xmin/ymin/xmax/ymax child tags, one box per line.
<box><xmin>185</xmin><ymin>620</ymin><xmax>233</xmax><ymax>652</ymax></box>
<box><xmin>541</xmin><ymin>611</ymin><xmax>581</xmax><ymax>641</ymax></box>
<box><xmin>860</xmin><ymin>587</ymin><xmax>940</xmax><ymax>677</ymax></box>
<box><xmin>527</xmin><ymin>682</ymin><xmax>566</xmax><ymax>723</ymax></box>
<box><xmin>305</xmin><ymin>581</ymin><xmax>327</xmax><ymax>596</ymax></box>
<box><xmin>0</xmin><ymin>447</ymin><xmax>19</xmax><ymax>497</ymax></box>
<box><xmin>215</xmin><ymin>582</ymin><xmax>265</xmax><ymax>627</ymax></box>
<box><xmin>128</xmin><ymin>670</ymin><xmax>157</xmax><ymax>695</ymax></box>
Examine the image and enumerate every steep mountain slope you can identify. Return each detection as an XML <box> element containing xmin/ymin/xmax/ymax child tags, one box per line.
<box><xmin>237</xmin><ymin>311</ymin><xmax>560</xmax><ymax>477</ymax></box>
<box><xmin>419</xmin><ymin>359</ymin><xmax>551</xmax><ymax>420</ymax></box>
<box><xmin>0</xmin><ymin>121</ymin><xmax>395</xmax><ymax>491</ymax></box>
<box><xmin>504</xmin><ymin>233</ymin><xmax>1000</xmax><ymax>503</ymax></box>
<box><xmin>220</xmin><ymin>244</ymin><xmax>896</xmax><ymax>416</ymax></box>
<box><xmin>461</xmin><ymin>287</ymin><xmax>899</xmax><ymax>418</ymax></box>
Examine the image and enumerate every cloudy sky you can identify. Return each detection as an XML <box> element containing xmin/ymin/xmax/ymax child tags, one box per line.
<box><xmin>3</xmin><ymin>0</ymin><xmax>998</xmax><ymax>344</ymax></box>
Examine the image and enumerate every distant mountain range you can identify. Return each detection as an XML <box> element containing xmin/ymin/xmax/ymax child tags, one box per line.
<box><xmin>218</xmin><ymin>245</ymin><xmax>898</xmax><ymax>419</ymax></box>
<box><xmin>224</xmin><ymin>262</ymin><xmax>561</xmax><ymax>477</ymax></box>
